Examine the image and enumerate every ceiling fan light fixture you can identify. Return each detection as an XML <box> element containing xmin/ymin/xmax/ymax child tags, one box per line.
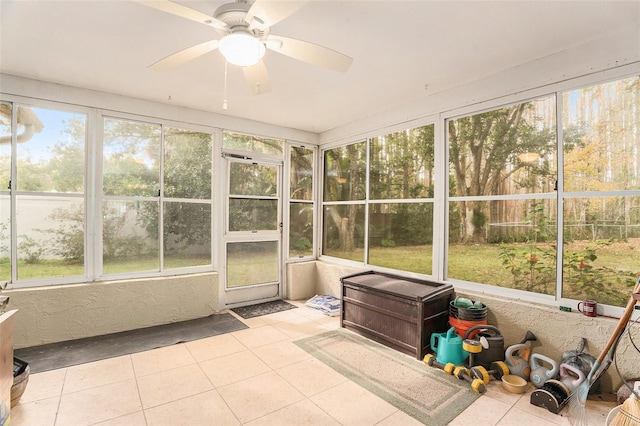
<box><xmin>219</xmin><ymin>31</ymin><xmax>265</xmax><ymax>67</ymax></box>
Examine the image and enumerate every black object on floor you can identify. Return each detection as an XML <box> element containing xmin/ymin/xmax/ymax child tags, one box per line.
<box><xmin>231</xmin><ymin>299</ymin><xmax>297</xmax><ymax>319</ymax></box>
<box><xmin>14</xmin><ymin>313</ymin><xmax>247</xmax><ymax>373</ymax></box>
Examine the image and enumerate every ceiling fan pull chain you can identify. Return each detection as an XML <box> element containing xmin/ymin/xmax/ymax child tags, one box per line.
<box><xmin>222</xmin><ymin>59</ymin><xmax>229</xmax><ymax>110</ymax></box>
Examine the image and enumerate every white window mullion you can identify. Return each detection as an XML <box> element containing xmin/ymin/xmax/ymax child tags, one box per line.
<box><xmin>363</xmin><ymin>137</ymin><xmax>370</xmax><ymax>268</ymax></box>
<box><xmin>433</xmin><ymin>114</ymin><xmax>446</xmax><ymax>283</ymax></box>
<box><xmin>85</xmin><ymin>109</ymin><xmax>98</xmax><ymax>280</ymax></box>
<box><xmin>159</xmin><ymin>125</ymin><xmax>165</xmax><ymax>272</ymax></box>
<box><xmin>94</xmin><ymin>112</ymin><xmax>105</xmax><ymax>278</ymax></box>
<box><xmin>9</xmin><ymin>103</ymin><xmax>17</xmax><ymax>284</ymax></box>
<box><xmin>555</xmin><ymin>92</ymin><xmax>565</xmax><ymax>301</ymax></box>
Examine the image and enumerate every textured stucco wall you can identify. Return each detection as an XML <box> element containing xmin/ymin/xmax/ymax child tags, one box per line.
<box><xmin>6</xmin><ymin>272</ymin><xmax>219</xmax><ymax>348</ymax></box>
<box><xmin>314</xmin><ymin>262</ymin><xmax>364</xmax><ymax>297</ymax></box>
<box><xmin>286</xmin><ymin>261</ymin><xmax>318</xmax><ymax>301</ymax></box>
<box><xmin>456</xmin><ymin>290</ymin><xmax>638</xmax><ymax>393</ymax></box>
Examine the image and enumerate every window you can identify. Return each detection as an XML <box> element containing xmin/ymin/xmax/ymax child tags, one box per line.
<box><xmin>447</xmin><ymin>97</ymin><xmax>558</xmax><ymax>295</ymax></box>
<box><xmin>228</xmin><ymin>162</ymin><xmax>278</xmax><ymax>232</ymax></box>
<box><xmin>322</xmin><ymin>141</ymin><xmax>366</xmax><ymax>262</ymax></box>
<box><xmin>368</xmin><ymin>126</ymin><xmax>435</xmax><ymax>274</ymax></box>
<box><xmin>321</xmin><ymin>125</ymin><xmax>436</xmax><ymax>272</ymax></box>
<box><xmin>102</xmin><ymin>118</ymin><xmax>161</xmax><ymax>274</ymax></box>
<box><xmin>0</xmin><ymin>102</ymin><xmax>12</xmax><ymax>282</ymax></box>
<box><xmin>1</xmin><ymin>103</ymin><xmax>87</xmax><ymax>283</ymax></box>
<box><xmin>163</xmin><ymin>128</ymin><xmax>212</xmax><ymax>269</ymax></box>
<box><xmin>561</xmin><ymin>77</ymin><xmax>640</xmax><ymax>306</ymax></box>
<box><xmin>223</xmin><ymin>131</ymin><xmax>283</xmax><ymax>156</ymax></box>
<box><xmin>102</xmin><ymin>117</ymin><xmax>213</xmax><ymax>275</ymax></box>
<box><xmin>289</xmin><ymin>146</ymin><xmax>315</xmax><ymax>258</ymax></box>
<box><xmin>444</xmin><ymin>77</ymin><xmax>640</xmax><ymax>308</ymax></box>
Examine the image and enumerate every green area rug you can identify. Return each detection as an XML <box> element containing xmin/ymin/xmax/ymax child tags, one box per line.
<box><xmin>294</xmin><ymin>329</ymin><xmax>480</xmax><ymax>425</ymax></box>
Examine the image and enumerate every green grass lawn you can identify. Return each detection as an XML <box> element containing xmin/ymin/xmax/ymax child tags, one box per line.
<box><xmin>3</xmin><ymin>239</ymin><xmax>637</xmax><ymax>306</ymax></box>
<box><xmin>0</xmin><ymin>255</ymin><xmax>211</xmax><ymax>280</ymax></box>
<box><xmin>332</xmin><ymin>239</ymin><xmax>640</xmax><ymax>306</ymax></box>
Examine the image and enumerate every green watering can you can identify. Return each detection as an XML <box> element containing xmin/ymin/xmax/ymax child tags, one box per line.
<box><xmin>431</xmin><ymin>327</ymin><xmax>468</xmax><ymax>366</ymax></box>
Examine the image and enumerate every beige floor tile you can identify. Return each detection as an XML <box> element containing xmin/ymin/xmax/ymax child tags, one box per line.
<box><xmin>14</xmin><ymin>311</ymin><xmax>614</xmax><ymax>426</ymax></box>
<box><xmin>514</xmin><ymin>392</ymin><xmax>616</xmax><ymax>426</ymax></box>
<box><xmin>375</xmin><ymin>410</ymin><xmax>425</xmax><ymax>426</ymax></box>
<box><xmin>233</xmin><ymin>314</ymin><xmax>269</xmax><ymax>328</ymax></box>
<box><xmin>513</xmin><ymin>391</ymin><xmax>571</xmax><ymax>425</ymax></box>
<box><xmin>144</xmin><ymin>389</ymin><xmax>240</xmax><ymax>426</ymax></box>
<box><xmin>136</xmin><ymin>363</ymin><xmax>214</xmax><ymax>408</ymax></box>
<box><xmin>252</xmin><ymin>339</ymin><xmax>312</xmax><ymax>369</ymax></box>
<box><xmin>310</xmin><ymin>381</ymin><xmax>398</xmax><ymax>426</ymax></box>
<box><xmin>199</xmin><ymin>349</ymin><xmax>271</xmax><ymax>387</ymax></box>
<box><xmin>316</xmin><ymin>319</ymin><xmax>341</xmax><ymax>333</ymax></box>
<box><xmin>497</xmin><ymin>407</ymin><xmax>558</xmax><ymax>425</ymax></box>
<box><xmin>482</xmin><ymin>379</ymin><xmax>531</xmax><ymax>406</ymax></box>
<box><xmin>55</xmin><ymin>379</ymin><xmax>141</xmax><ymax>426</ymax></box>
<box><xmin>63</xmin><ymin>355</ymin><xmax>134</xmax><ymax>394</ymax></box>
<box><xmin>518</xmin><ymin>404</ymin><xmax>571</xmax><ymax>425</ymax></box>
<box><xmin>245</xmin><ymin>398</ymin><xmax>341</xmax><ymax>426</ymax></box>
<box><xmin>514</xmin><ymin>394</ymin><xmax>584</xmax><ymax>426</ymax></box>
<box><xmin>217</xmin><ymin>371</ymin><xmax>306</xmax><ymax>423</ymax></box>
<box><xmin>185</xmin><ymin>332</ymin><xmax>247</xmax><ymax>362</ymax></box>
<box><xmin>232</xmin><ymin>324</ymin><xmax>290</xmax><ymax>349</ymax></box>
<box><xmin>131</xmin><ymin>343</ymin><xmax>196</xmax><ymax>377</ymax></box>
<box><xmin>272</xmin><ymin>319</ymin><xmax>331</xmax><ymax>339</ymax></box>
<box><xmin>15</xmin><ymin>368</ymin><xmax>66</xmax><ymax>404</ymax></box>
<box><xmin>294</xmin><ymin>305</ymin><xmax>333</xmax><ymax>320</ymax></box>
<box><xmin>93</xmin><ymin>411</ymin><xmax>147</xmax><ymax>426</ymax></box>
<box><xmin>580</xmin><ymin>394</ymin><xmax>619</xmax><ymax>424</ymax></box>
<box><xmin>259</xmin><ymin>306</ymin><xmax>307</xmax><ymax>324</ymax></box>
<box><xmin>276</xmin><ymin>357</ymin><xmax>347</xmax><ymax>397</ymax></box>
<box><xmin>308</xmin><ymin>311</ymin><xmax>341</xmax><ymax>323</ymax></box>
<box><xmin>9</xmin><ymin>396</ymin><xmax>59</xmax><ymax>426</ymax></box>
<box><xmin>447</xmin><ymin>393</ymin><xmax>512</xmax><ymax>426</ymax></box>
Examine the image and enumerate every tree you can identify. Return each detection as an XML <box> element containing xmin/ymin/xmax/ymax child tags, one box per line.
<box><xmin>448</xmin><ymin>100</ymin><xmax>557</xmax><ymax>243</ymax></box>
<box><xmin>324</xmin><ymin>142</ymin><xmax>366</xmax><ymax>252</ymax></box>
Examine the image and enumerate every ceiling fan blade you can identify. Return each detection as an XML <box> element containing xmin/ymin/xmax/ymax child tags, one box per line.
<box><xmin>150</xmin><ymin>40</ymin><xmax>219</xmax><ymax>70</ymax></box>
<box><xmin>242</xmin><ymin>60</ymin><xmax>271</xmax><ymax>95</ymax></box>
<box><xmin>133</xmin><ymin>0</ymin><xmax>227</xmax><ymax>30</ymax></box>
<box><xmin>266</xmin><ymin>35</ymin><xmax>353</xmax><ymax>73</ymax></box>
<box><xmin>246</xmin><ymin>0</ymin><xmax>307</xmax><ymax>30</ymax></box>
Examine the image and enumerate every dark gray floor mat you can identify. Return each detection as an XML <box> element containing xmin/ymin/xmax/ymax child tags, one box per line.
<box><xmin>231</xmin><ymin>299</ymin><xmax>297</xmax><ymax>319</ymax></box>
<box><xmin>14</xmin><ymin>313</ymin><xmax>247</xmax><ymax>373</ymax></box>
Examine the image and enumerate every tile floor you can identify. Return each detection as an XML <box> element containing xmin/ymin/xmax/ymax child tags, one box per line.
<box><xmin>10</xmin><ymin>300</ymin><xmax>617</xmax><ymax>426</ymax></box>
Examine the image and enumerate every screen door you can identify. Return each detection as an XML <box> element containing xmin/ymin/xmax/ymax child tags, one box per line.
<box><xmin>223</xmin><ymin>157</ymin><xmax>282</xmax><ymax>307</ymax></box>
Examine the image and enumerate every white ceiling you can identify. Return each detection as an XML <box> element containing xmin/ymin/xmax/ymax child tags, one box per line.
<box><xmin>1</xmin><ymin>1</ymin><xmax>639</xmax><ymax>134</ymax></box>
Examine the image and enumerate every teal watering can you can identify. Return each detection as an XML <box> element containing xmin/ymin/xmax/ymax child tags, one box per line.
<box><xmin>430</xmin><ymin>327</ymin><xmax>468</xmax><ymax>365</ymax></box>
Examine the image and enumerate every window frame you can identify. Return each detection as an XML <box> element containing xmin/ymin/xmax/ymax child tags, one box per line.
<box><xmin>97</xmin><ymin>111</ymin><xmax>216</xmax><ymax>280</ymax></box>
<box><xmin>443</xmin><ymin>73</ymin><xmax>640</xmax><ymax>317</ymax></box>
<box><xmin>1</xmin><ymin>98</ymin><xmax>92</xmax><ymax>288</ymax></box>
<box><xmin>319</xmin><ymin>120</ymin><xmax>438</xmax><ymax>278</ymax></box>
<box><xmin>286</xmin><ymin>143</ymin><xmax>317</xmax><ymax>262</ymax></box>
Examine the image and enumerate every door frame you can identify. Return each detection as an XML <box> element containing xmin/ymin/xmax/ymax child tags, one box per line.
<box><xmin>220</xmin><ymin>153</ymin><xmax>284</xmax><ymax>309</ymax></box>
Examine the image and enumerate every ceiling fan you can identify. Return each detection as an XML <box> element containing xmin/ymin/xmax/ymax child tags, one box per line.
<box><xmin>135</xmin><ymin>0</ymin><xmax>353</xmax><ymax>95</ymax></box>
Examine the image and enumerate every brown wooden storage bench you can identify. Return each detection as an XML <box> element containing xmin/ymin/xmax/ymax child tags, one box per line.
<box><xmin>340</xmin><ymin>271</ymin><xmax>453</xmax><ymax>359</ymax></box>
